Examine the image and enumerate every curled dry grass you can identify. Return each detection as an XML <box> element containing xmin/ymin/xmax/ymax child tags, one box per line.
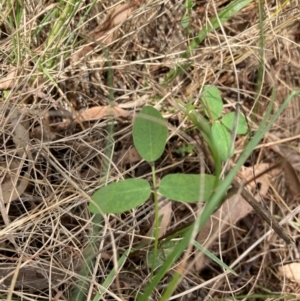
<box><xmin>0</xmin><ymin>0</ymin><xmax>300</xmax><ymax>300</ymax></box>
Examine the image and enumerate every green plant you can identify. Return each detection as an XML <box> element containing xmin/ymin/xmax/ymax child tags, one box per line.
<box><xmin>200</xmin><ymin>85</ymin><xmax>248</xmax><ymax>161</ymax></box>
<box><xmin>181</xmin><ymin>0</ymin><xmax>195</xmax><ymax>30</ymax></box>
<box><xmin>89</xmin><ymin>86</ymin><xmax>247</xmax><ymax>216</ymax></box>
<box><xmin>87</xmin><ymin>86</ymin><xmax>247</xmax><ymax>288</ymax></box>
<box><xmin>163</xmin><ymin>0</ymin><xmax>253</xmax><ymax>85</ymax></box>
<box><xmin>88</xmin><ymin>104</ymin><xmax>221</xmax><ymax>215</ymax></box>
<box><xmin>86</xmin><ymin>85</ymin><xmax>300</xmax><ymax>300</ymax></box>
<box><xmin>173</xmin><ymin>143</ymin><xmax>194</xmax><ymax>156</ymax></box>
<box><xmin>87</xmin><ymin>103</ymin><xmax>231</xmax><ymax>297</ymax></box>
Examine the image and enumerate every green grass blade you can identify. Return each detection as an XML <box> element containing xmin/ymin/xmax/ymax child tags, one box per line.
<box><xmin>193</xmin><ymin>241</ymin><xmax>237</xmax><ymax>275</ymax></box>
<box><xmin>139</xmin><ymin>89</ymin><xmax>300</xmax><ymax>301</ymax></box>
<box><xmin>43</xmin><ymin>0</ymin><xmax>79</xmax><ymax>68</ymax></box>
<box><xmin>188</xmin><ymin>0</ymin><xmax>253</xmax><ymax>53</ymax></box>
<box><xmin>92</xmin><ymin>250</ymin><xmax>130</xmax><ymax>301</ymax></box>
<box><xmin>137</xmin><ymin>229</ymin><xmax>192</xmax><ymax>301</ymax></box>
<box><xmin>65</xmin><ymin>0</ymin><xmax>98</xmax><ymax>46</ymax></box>
<box><xmin>70</xmin><ymin>48</ymin><xmax>116</xmax><ymax>301</ymax></box>
<box><xmin>251</xmin><ymin>0</ymin><xmax>266</xmax><ymax>120</ymax></box>
<box><xmin>164</xmin><ymin>0</ymin><xmax>253</xmax><ymax>85</ymax></box>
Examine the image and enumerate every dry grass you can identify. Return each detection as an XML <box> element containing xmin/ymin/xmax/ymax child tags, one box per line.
<box><xmin>0</xmin><ymin>0</ymin><xmax>300</xmax><ymax>300</ymax></box>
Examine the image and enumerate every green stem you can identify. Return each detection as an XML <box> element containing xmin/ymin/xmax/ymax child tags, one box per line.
<box><xmin>70</xmin><ymin>46</ymin><xmax>115</xmax><ymax>301</ymax></box>
<box><xmin>46</xmin><ymin>1</ymin><xmax>74</xmax><ymax>47</ymax></box>
<box><xmin>163</xmin><ymin>0</ymin><xmax>252</xmax><ymax>85</ymax></box>
<box><xmin>43</xmin><ymin>0</ymin><xmax>79</xmax><ymax>68</ymax></box>
<box><xmin>185</xmin><ymin>108</ymin><xmax>222</xmax><ymax>180</ymax></box>
<box><xmin>151</xmin><ymin>163</ymin><xmax>159</xmax><ymax>276</ymax></box>
<box><xmin>139</xmin><ymin>89</ymin><xmax>300</xmax><ymax>301</ymax></box>
<box><xmin>252</xmin><ymin>0</ymin><xmax>265</xmax><ymax>121</ymax></box>
<box><xmin>65</xmin><ymin>0</ymin><xmax>98</xmax><ymax>46</ymax></box>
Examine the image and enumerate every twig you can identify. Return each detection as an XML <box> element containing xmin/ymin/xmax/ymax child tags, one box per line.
<box><xmin>231</xmin><ymin>179</ymin><xmax>293</xmax><ymax>245</ymax></box>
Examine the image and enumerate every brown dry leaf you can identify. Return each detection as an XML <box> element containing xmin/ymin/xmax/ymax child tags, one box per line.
<box><xmin>125</xmin><ymin>147</ymin><xmax>142</xmax><ymax>164</ymax></box>
<box><xmin>240</xmin><ymin>163</ymin><xmax>280</xmax><ymax>199</ymax></box>
<box><xmin>157</xmin><ymin>201</ymin><xmax>172</xmax><ymax>238</ymax></box>
<box><xmin>23</xmin><ymin>87</ymin><xmax>56</xmax><ymax>103</ymax></box>
<box><xmin>74</xmin><ymin>105</ymin><xmax>131</xmax><ymax>121</ymax></box>
<box><xmin>0</xmin><ymin>258</ymin><xmax>81</xmax><ymax>289</ymax></box>
<box><xmin>90</xmin><ymin>1</ymin><xmax>139</xmax><ymax>41</ymax></box>
<box><xmin>272</xmin><ymin>153</ymin><xmax>300</xmax><ymax>202</ymax></box>
<box><xmin>0</xmin><ymin>67</ymin><xmax>17</xmax><ymax>89</ymax></box>
<box><xmin>107</xmin><ymin>2</ymin><xmax>137</xmax><ymax>27</ymax></box>
<box><xmin>71</xmin><ymin>0</ymin><xmax>140</xmax><ymax>62</ymax></box>
<box><xmin>281</xmin><ymin>158</ymin><xmax>300</xmax><ymax>197</ymax></box>
<box><xmin>278</xmin><ymin>263</ymin><xmax>300</xmax><ymax>282</ymax></box>
<box><xmin>195</xmin><ymin>194</ymin><xmax>253</xmax><ymax>271</ymax></box>
<box><xmin>0</xmin><ymin>160</ymin><xmax>29</xmax><ymax>204</ymax></box>
<box><xmin>145</xmin><ymin>201</ymin><xmax>172</xmax><ymax>239</ymax></box>
<box><xmin>0</xmin><ymin>110</ymin><xmax>32</xmax><ymax>203</ymax></box>
<box><xmin>195</xmin><ymin>164</ymin><xmax>279</xmax><ymax>271</ymax></box>
<box><xmin>197</xmin><ymin>195</ymin><xmax>253</xmax><ymax>245</ymax></box>
<box><xmin>114</xmin><ymin>147</ymin><xmax>142</xmax><ymax>165</ymax></box>
<box><xmin>197</xmin><ymin>163</ymin><xmax>278</xmax><ymax>244</ymax></box>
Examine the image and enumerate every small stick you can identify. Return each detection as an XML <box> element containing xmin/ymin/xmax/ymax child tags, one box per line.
<box><xmin>231</xmin><ymin>179</ymin><xmax>293</xmax><ymax>245</ymax></box>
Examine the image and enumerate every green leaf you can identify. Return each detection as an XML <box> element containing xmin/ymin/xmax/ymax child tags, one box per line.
<box><xmin>137</xmin><ymin>89</ymin><xmax>300</xmax><ymax>301</ymax></box>
<box><xmin>188</xmin><ymin>0</ymin><xmax>252</xmax><ymax>52</ymax></box>
<box><xmin>163</xmin><ymin>63</ymin><xmax>190</xmax><ymax>86</ymax></box>
<box><xmin>181</xmin><ymin>14</ymin><xmax>190</xmax><ymax>28</ymax></box>
<box><xmin>201</xmin><ymin>86</ymin><xmax>223</xmax><ymax>120</ymax></box>
<box><xmin>89</xmin><ymin>179</ymin><xmax>151</xmax><ymax>214</ymax></box>
<box><xmin>221</xmin><ymin>112</ymin><xmax>248</xmax><ymax>134</ymax></box>
<box><xmin>212</xmin><ymin>122</ymin><xmax>233</xmax><ymax>161</ymax></box>
<box><xmin>183</xmin><ymin>0</ymin><xmax>195</xmax><ymax>9</ymax></box>
<box><xmin>163</xmin><ymin>0</ymin><xmax>252</xmax><ymax>86</ymax></box>
<box><xmin>193</xmin><ymin>241</ymin><xmax>237</xmax><ymax>275</ymax></box>
<box><xmin>174</xmin><ymin>144</ymin><xmax>194</xmax><ymax>156</ymax></box>
<box><xmin>147</xmin><ymin>240</ymin><xmax>177</xmax><ymax>270</ymax></box>
<box><xmin>159</xmin><ymin>174</ymin><xmax>217</xmax><ymax>202</ymax></box>
<box><xmin>132</xmin><ymin>106</ymin><xmax>168</xmax><ymax>162</ymax></box>
<box><xmin>92</xmin><ymin>250</ymin><xmax>130</xmax><ymax>301</ymax></box>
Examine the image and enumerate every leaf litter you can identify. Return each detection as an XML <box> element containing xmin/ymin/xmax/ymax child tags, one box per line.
<box><xmin>0</xmin><ymin>0</ymin><xmax>300</xmax><ymax>299</ymax></box>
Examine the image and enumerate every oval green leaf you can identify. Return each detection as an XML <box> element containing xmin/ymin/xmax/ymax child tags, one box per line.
<box><xmin>89</xmin><ymin>179</ymin><xmax>151</xmax><ymax>214</ymax></box>
<box><xmin>133</xmin><ymin>106</ymin><xmax>168</xmax><ymax>162</ymax></box>
<box><xmin>181</xmin><ymin>14</ymin><xmax>190</xmax><ymax>28</ymax></box>
<box><xmin>201</xmin><ymin>85</ymin><xmax>223</xmax><ymax>120</ymax></box>
<box><xmin>212</xmin><ymin>122</ymin><xmax>233</xmax><ymax>161</ymax></box>
<box><xmin>147</xmin><ymin>240</ymin><xmax>177</xmax><ymax>269</ymax></box>
<box><xmin>221</xmin><ymin>112</ymin><xmax>248</xmax><ymax>134</ymax></box>
<box><xmin>159</xmin><ymin>174</ymin><xmax>217</xmax><ymax>202</ymax></box>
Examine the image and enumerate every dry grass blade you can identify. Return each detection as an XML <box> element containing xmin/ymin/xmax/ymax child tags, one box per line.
<box><xmin>71</xmin><ymin>0</ymin><xmax>141</xmax><ymax>62</ymax></box>
<box><xmin>232</xmin><ymin>179</ymin><xmax>293</xmax><ymax>245</ymax></box>
<box><xmin>0</xmin><ymin>0</ymin><xmax>300</xmax><ymax>299</ymax></box>
<box><xmin>0</xmin><ymin>259</ymin><xmax>81</xmax><ymax>290</ymax></box>
<box><xmin>281</xmin><ymin>157</ymin><xmax>300</xmax><ymax>197</ymax></box>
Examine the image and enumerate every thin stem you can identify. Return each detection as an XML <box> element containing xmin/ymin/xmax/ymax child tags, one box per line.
<box><xmin>71</xmin><ymin>45</ymin><xmax>115</xmax><ymax>301</ymax></box>
<box><xmin>138</xmin><ymin>89</ymin><xmax>300</xmax><ymax>301</ymax></box>
<box><xmin>151</xmin><ymin>162</ymin><xmax>159</xmax><ymax>276</ymax></box>
<box><xmin>185</xmin><ymin>108</ymin><xmax>222</xmax><ymax>180</ymax></box>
